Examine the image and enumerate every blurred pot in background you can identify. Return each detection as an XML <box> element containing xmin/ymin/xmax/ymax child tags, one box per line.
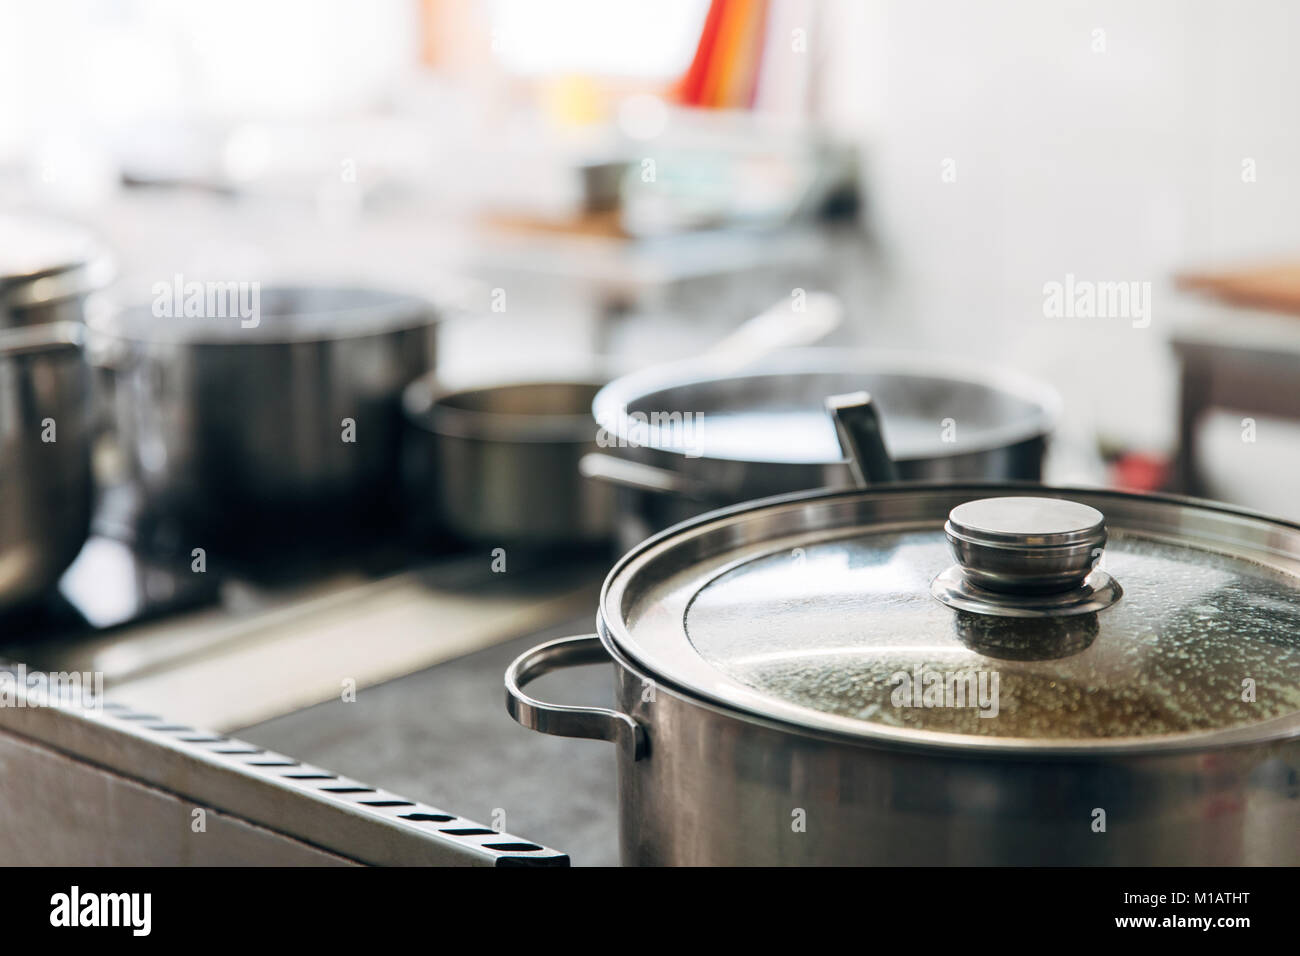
<box><xmin>0</xmin><ymin>323</ymin><xmax>93</xmax><ymax>612</ymax></box>
<box><xmin>399</xmin><ymin>294</ymin><xmax>843</xmax><ymax>552</ymax></box>
<box><xmin>0</xmin><ymin>215</ymin><xmax>112</xmax><ymax>330</ymax></box>
<box><xmin>402</xmin><ymin>377</ymin><xmax>614</xmax><ymax>551</ymax></box>
<box><xmin>583</xmin><ymin>348</ymin><xmax>1061</xmax><ymax>550</ymax></box>
<box><xmin>91</xmin><ymin>286</ymin><xmax>440</xmax><ymax>553</ymax></box>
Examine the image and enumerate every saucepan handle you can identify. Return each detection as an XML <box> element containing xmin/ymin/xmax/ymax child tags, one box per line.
<box><xmin>504</xmin><ymin>635</ymin><xmax>646</xmax><ymax>761</ymax></box>
<box><xmin>826</xmin><ymin>390</ymin><xmax>899</xmax><ymax>487</ymax></box>
<box><xmin>578</xmin><ymin>453</ymin><xmax>712</xmax><ymax>501</ymax></box>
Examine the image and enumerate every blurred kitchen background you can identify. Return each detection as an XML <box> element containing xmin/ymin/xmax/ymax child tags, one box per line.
<box><xmin>4</xmin><ymin>0</ymin><xmax>1300</xmax><ymax>864</ymax></box>
<box><xmin>4</xmin><ymin>0</ymin><xmax>1299</xmax><ymax>509</ymax></box>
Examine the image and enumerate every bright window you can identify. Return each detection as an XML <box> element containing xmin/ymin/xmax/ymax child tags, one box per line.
<box><xmin>488</xmin><ymin>0</ymin><xmax>708</xmax><ymax>78</ymax></box>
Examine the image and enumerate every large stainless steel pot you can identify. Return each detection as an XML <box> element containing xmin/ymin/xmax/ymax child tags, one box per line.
<box><xmin>91</xmin><ymin>286</ymin><xmax>439</xmax><ymax>549</ymax></box>
<box><xmin>583</xmin><ymin>348</ymin><xmax>1060</xmax><ymax>549</ymax></box>
<box><xmin>0</xmin><ymin>323</ymin><xmax>93</xmax><ymax>611</ymax></box>
<box><xmin>507</xmin><ymin>483</ymin><xmax>1300</xmax><ymax>865</ymax></box>
<box><xmin>0</xmin><ymin>215</ymin><xmax>112</xmax><ymax>329</ymax></box>
<box><xmin>402</xmin><ymin>378</ymin><xmax>614</xmax><ymax>548</ymax></box>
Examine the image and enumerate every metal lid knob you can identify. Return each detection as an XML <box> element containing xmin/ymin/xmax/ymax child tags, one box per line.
<box><xmin>945</xmin><ymin>497</ymin><xmax>1106</xmax><ymax>595</ymax></box>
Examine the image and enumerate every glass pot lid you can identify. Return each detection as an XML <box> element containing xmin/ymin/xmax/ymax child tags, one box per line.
<box><xmin>602</xmin><ymin>486</ymin><xmax>1300</xmax><ymax>751</ymax></box>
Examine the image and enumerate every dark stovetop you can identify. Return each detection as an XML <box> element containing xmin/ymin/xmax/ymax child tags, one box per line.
<box><xmin>237</xmin><ymin>614</ymin><xmax>622</xmax><ymax>866</ymax></box>
<box><xmin>2</xmin><ymin>480</ymin><xmax>620</xmax><ymax>864</ymax></box>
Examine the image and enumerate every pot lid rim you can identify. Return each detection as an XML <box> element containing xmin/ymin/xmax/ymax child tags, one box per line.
<box><xmin>591</xmin><ymin>348</ymin><xmax>1062</xmax><ymax>464</ymax></box>
<box><xmin>598</xmin><ymin>483</ymin><xmax>1300</xmax><ymax>754</ymax></box>
<box><xmin>0</xmin><ymin>215</ymin><xmax>114</xmax><ymax>308</ymax></box>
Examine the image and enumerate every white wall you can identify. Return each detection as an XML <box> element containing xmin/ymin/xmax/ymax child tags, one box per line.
<box><xmin>0</xmin><ymin>0</ymin><xmax>418</xmax><ymax>145</ymax></box>
<box><xmin>831</xmin><ymin>0</ymin><xmax>1300</xmax><ymax>452</ymax></box>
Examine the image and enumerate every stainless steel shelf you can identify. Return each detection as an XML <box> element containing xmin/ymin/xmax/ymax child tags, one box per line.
<box><xmin>0</xmin><ymin>664</ymin><xmax>568</xmax><ymax>866</ymax></box>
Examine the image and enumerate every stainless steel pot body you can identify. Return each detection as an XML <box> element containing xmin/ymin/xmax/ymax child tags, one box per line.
<box><xmin>0</xmin><ymin>324</ymin><xmax>93</xmax><ymax>611</ymax></box>
<box><xmin>3</xmin><ymin>295</ymin><xmax>93</xmax><ymax>329</ymax></box>
<box><xmin>602</xmin><ymin>647</ymin><xmax>1295</xmax><ymax>865</ymax></box>
<box><xmin>404</xmin><ymin>380</ymin><xmax>614</xmax><ymax>548</ymax></box>
<box><xmin>514</xmin><ymin>633</ymin><xmax>1298</xmax><ymax>865</ymax></box>
<box><xmin>507</xmin><ymin>485</ymin><xmax>1300</xmax><ymax>865</ymax></box>
<box><xmin>96</xmin><ymin>288</ymin><xmax>438</xmax><ymax>545</ymax></box>
<box><xmin>606</xmin><ymin>437</ymin><xmax>1047</xmax><ymax>550</ymax></box>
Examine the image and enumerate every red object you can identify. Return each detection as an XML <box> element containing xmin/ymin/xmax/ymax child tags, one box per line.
<box><xmin>1110</xmin><ymin>452</ymin><xmax>1172</xmax><ymax>493</ymax></box>
<box><xmin>676</xmin><ymin>0</ymin><xmax>770</xmax><ymax>109</ymax></box>
<box><xmin>677</xmin><ymin>0</ymin><xmax>725</xmax><ymax>106</ymax></box>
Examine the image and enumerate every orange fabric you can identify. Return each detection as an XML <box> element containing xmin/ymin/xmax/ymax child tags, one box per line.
<box><xmin>676</xmin><ymin>0</ymin><xmax>770</xmax><ymax>109</ymax></box>
<box><xmin>677</xmin><ymin>0</ymin><xmax>726</xmax><ymax>105</ymax></box>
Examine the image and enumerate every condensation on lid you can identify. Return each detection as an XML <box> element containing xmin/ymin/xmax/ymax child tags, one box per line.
<box><xmin>683</xmin><ymin>531</ymin><xmax>1300</xmax><ymax>739</ymax></box>
<box><xmin>607</xmin><ymin>488</ymin><xmax>1300</xmax><ymax>747</ymax></box>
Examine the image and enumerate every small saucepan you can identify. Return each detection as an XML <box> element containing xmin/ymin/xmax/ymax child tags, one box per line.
<box><xmin>402</xmin><ymin>377</ymin><xmax>613</xmax><ymax>549</ymax></box>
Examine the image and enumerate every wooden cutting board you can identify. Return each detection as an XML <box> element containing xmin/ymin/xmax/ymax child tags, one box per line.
<box><xmin>1178</xmin><ymin>261</ymin><xmax>1300</xmax><ymax>316</ymax></box>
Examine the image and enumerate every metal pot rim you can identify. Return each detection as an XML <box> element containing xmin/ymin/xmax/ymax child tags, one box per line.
<box><xmin>591</xmin><ymin>348</ymin><xmax>1062</xmax><ymax>464</ymax></box>
<box><xmin>0</xmin><ymin>214</ymin><xmax>114</xmax><ymax>310</ymax></box>
<box><xmin>0</xmin><ymin>320</ymin><xmax>85</xmax><ymax>358</ymax></box>
<box><xmin>90</xmin><ymin>285</ymin><xmax>439</xmax><ymax>345</ymax></box>
<box><xmin>404</xmin><ymin>376</ymin><xmax>606</xmax><ymax>443</ymax></box>
<box><xmin>597</xmin><ymin>482</ymin><xmax>1300</xmax><ymax>757</ymax></box>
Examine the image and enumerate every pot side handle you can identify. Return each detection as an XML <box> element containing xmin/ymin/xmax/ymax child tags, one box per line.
<box><xmin>578</xmin><ymin>453</ymin><xmax>711</xmax><ymax>501</ymax></box>
<box><xmin>504</xmin><ymin>635</ymin><xmax>647</xmax><ymax>762</ymax></box>
<box><xmin>825</xmin><ymin>391</ymin><xmax>899</xmax><ymax>486</ymax></box>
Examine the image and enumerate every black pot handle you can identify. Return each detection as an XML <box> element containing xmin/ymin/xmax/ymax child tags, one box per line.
<box><xmin>826</xmin><ymin>391</ymin><xmax>899</xmax><ymax>486</ymax></box>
